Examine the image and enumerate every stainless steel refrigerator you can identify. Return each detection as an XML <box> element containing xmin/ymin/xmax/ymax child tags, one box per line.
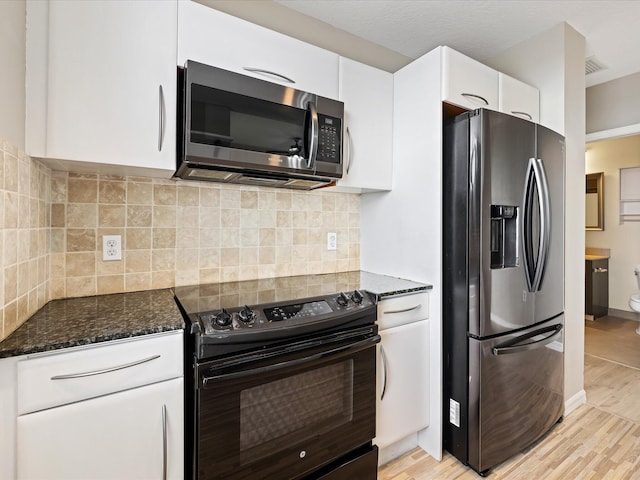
<box><xmin>443</xmin><ymin>108</ymin><xmax>565</xmax><ymax>475</ymax></box>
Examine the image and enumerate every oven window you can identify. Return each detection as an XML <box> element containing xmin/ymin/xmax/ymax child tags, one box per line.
<box><xmin>239</xmin><ymin>359</ymin><xmax>354</xmax><ymax>461</ymax></box>
<box><xmin>190</xmin><ymin>84</ymin><xmax>308</xmax><ymax>158</ymax></box>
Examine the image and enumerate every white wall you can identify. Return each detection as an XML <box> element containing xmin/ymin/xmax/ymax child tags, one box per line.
<box><xmin>586</xmin><ymin>135</ymin><xmax>640</xmax><ymax>311</ymax></box>
<box><xmin>0</xmin><ymin>0</ymin><xmax>26</xmax><ymax>149</ymax></box>
<box><xmin>360</xmin><ymin>47</ymin><xmax>443</xmax><ymax>459</ymax></box>
<box><xmin>587</xmin><ymin>72</ymin><xmax>640</xmax><ymax>134</ymax></box>
<box><xmin>487</xmin><ymin>23</ymin><xmax>587</xmax><ymax>414</ymax></box>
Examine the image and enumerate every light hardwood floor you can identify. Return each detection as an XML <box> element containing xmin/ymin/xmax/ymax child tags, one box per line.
<box><xmin>378</xmin><ymin>317</ymin><xmax>640</xmax><ymax>479</ymax></box>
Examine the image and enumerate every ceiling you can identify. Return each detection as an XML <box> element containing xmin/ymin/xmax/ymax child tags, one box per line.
<box><xmin>200</xmin><ymin>0</ymin><xmax>640</xmax><ymax>88</ymax></box>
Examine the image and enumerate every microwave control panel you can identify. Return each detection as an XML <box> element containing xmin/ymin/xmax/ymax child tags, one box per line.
<box><xmin>317</xmin><ymin>114</ymin><xmax>342</xmax><ymax>164</ymax></box>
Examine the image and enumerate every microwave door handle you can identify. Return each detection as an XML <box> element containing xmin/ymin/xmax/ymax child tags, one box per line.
<box><xmin>307</xmin><ymin>101</ymin><xmax>319</xmax><ymax>170</ymax></box>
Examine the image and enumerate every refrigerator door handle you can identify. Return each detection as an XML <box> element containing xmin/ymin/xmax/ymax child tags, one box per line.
<box><xmin>531</xmin><ymin>158</ymin><xmax>552</xmax><ymax>292</ymax></box>
<box><xmin>521</xmin><ymin>158</ymin><xmax>552</xmax><ymax>292</ymax></box>
<box><xmin>492</xmin><ymin>323</ymin><xmax>562</xmax><ymax>356</ymax></box>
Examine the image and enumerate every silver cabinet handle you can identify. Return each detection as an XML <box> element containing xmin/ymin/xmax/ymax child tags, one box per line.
<box><xmin>380</xmin><ymin>344</ymin><xmax>388</xmax><ymax>401</ymax></box>
<box><xmin>158</xmin><ymin>85</ymin><xmax>165</xmax><ymax>152</ymax></box>
<box><xmin>50</xmin><ymin>354</ymin><xmax>161</xmax><ymax>380</ymax></box>
<box><xmin>162</xmin><ymin>404</ymin><xmax>168</xmax><ymax>480</ymax></box>
<box><xmin>593</xmin><ymin>267</ymin><xmax>608</xmax><ymax>273</ymax></box>
<box><xmin>511</xmin><ymin>111</ymin><xmax>533</xmax><ymax>121</ymax></box>
<box><xmin>345</xmin><ymin>126</ymin><xmax>353</xmax><ymax>174</ymax></box>
<box><xmin>242</xmin><ymin>67</ymin><xmax>295</xmax><ymax>84</ymax></box>
<box><xmin>461</xmin><ymin>92</ymin><xmax>489</xmax><ymax>105</ymax></box>
<box><xmin>383</xmin><ymin>304</ymin><xmax>421</xmax><ymax>315</ymax></box>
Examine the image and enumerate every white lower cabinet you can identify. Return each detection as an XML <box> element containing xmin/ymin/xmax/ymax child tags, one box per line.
<box><xmin>375</xmin><ymin>294</ymin><xmax>430</xmax><ymax>452</ymax></box>
<box><xmin>15</xmin><ymin>331</ymin><xmax>184</xmax><ymax>479</ymax></box>
<box><xmin>17</xmin><ymin>377</ymin><xmax>183</xmax><ymax>479</ymax></box>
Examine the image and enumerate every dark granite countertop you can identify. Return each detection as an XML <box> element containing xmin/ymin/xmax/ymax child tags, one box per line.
<box><xmin>0</xmin><ymin>289</ymin><xmax>185</xmax><ymax>359</ymax></box>
<box><xmin>173</xmin><ymin>270</ymin><xmax>432</xmax><ymax>315</ymax></box>
<box><xmin>0</xmin><ymin>272</ymin><xmax>430</xmax><ymax>359</ymax></box>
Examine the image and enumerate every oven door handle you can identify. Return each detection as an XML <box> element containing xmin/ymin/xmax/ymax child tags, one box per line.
<box><xmin>201</xmin><ymin>335</ymin><xmax>380</xmax><ymax>386</ymax></box>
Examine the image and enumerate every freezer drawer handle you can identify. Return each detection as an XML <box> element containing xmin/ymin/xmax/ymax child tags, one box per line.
<box><xmin>383</xmin><ymin>304</ymin><xmax>421</xmax><ymax>315</ymax></box>
<box><xmin>50</xmin><ymin>354</ymin><xmax>161</xmax><ymax>380</ymax></box>
<box><xmin>492</xmin><ymin>324</ymin><xmax>562</xmax><ymax>356</ymax></box>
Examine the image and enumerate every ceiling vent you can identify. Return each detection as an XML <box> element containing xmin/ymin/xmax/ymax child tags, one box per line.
<box><xmin>585</xmin><ymin>56</ymin><xmax>606</xmax><ymax>75</ymax></box>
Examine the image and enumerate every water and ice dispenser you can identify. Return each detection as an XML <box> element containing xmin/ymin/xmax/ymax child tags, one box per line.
<box><xmin>490</xmin><ymin>205</ymin><xmax>518</xmax><ymax>269</ymax></box>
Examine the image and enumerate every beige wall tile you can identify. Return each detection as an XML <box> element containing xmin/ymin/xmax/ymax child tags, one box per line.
<box><xmin>66</xmin><ymin>252</ymin><xmax>96</xmax><ymax>277</ymax></box>
<box><xmin>125</xmin><ymin>272</ymin><xmax>151</xmax><ymax>291</ymax></box>
<box><xmin>98</xmin><ymin>275</ymin><xmax>124</xmax><ymax>295</ymax></box>
<box><xmin>154</xmin><ymin>184</ymin><xmax>176</xmax><ymax>205</ymax></box>
<box><xmin>66</xmin><ymin>276</ymin><xmax>97</xmax><ymax>297</ymax></box>
<box><xmin>127</xmin><ymin>182</ymin><xmax>153</xmax><ymax>205</ymax></box>
<box><xmin>127</xmin><ymin>205</ymin><xmax>152</xmax><ymax>227</ymax></box>
<box><xmin>67</xmin><ymin>203</ymin><xmax>97</xmax><ymax>227</ymax></box>
<box><xmin>99</xmin><ymin>180</ymin><xmax>126</xmax><ymax>204</ymax></box>
<box><xmin>99</xmin><ymin>205</ymin><xmax>126</xmax><ymax>227</ymax></box>
<box><xmin>126</xmin><ymin>250</ymin><xmax>151</xmax><ymax>273</ymax></box>
<box><xmin>177</xmin><ymin>185</ymin><xmax>199</xmax><ymax>206</ymax></box>
<box><xmin>152</xmin><ymin>249</ymin><xmax>175</xmax><ymax>271</ymax></box>
<box><xmin>66</xmin><ymin>229</ymin><xmax>96</xmax><ymax>252</ymax></box>
<box><xmin>153</xmin><ymin>228</ymin><xmax>176</xmax><ymax>249</ymax></box>
<box><xmin>153</xmin><ymin>205</ymin><xmax>176</xmax><ymax>227</ymax></box>
<box><xmin>126</xmin><ymin>227</ymin><xmax>152</xmax><ymax>250</ymax></box>
<box><xmin>68</xmin><ymin>177</ymin><xmax>98</xmax><ymax>203</ymax></box>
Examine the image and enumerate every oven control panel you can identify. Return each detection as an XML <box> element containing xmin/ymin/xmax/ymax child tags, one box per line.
<box><xmin>197</xmin><ymin>290</ymin><xmax>373</xmax><ymax>335</ymax></box>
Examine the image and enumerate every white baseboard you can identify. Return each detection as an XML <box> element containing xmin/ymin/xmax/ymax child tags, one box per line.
<box><xmin>564</xmin><ymin>389</ymin><xmax>587</xmax><ymax>416</ymax></box>
<box><xmin>377</xmin><ymin>434</ymin><xmax>418</xmax><ymax>466</ymax></box>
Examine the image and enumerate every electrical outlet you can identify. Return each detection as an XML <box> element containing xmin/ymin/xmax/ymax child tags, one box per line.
<box><xmin>327</xmin><ymin>232</ymin><xmax>337</xmax><ymax>251</ymax></box>
<box><xmin>102</xmin><ymin>235</ymin><xmax>122</xmax><ymax>261</ymax></box>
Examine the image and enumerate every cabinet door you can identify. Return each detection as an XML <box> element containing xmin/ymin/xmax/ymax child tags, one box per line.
<box><xmin>375</xmin><ymin>321</ymin><xmax>429</xmax><ymax>449</ymax></box>
<box><xmin>44</xmin><ymin>0</ymin><xmax>177</xmax><ymax>175</ymax></box>
<box><xmin>498</xmin><ymin>73</ymin><xmax>540</xmax><ymax>123</ymax></box>
<box><xmin>333</xmin><ymin>57</ymin><xmax>393</xmax><ymax>193</ymax></box>
<box><xmin>442</xmin><ymin>46</ymin><xmax>498</xmax><ymax>110</ymax></box>
<box><xmin>177</xmin><ymin>0</ymin><xmax>339</xmax><ymax>99</ymax></box>
<box><xmin>17</xmin><ymin>377</ymin><xmax>184</xmax><ymax>480</ymax></box>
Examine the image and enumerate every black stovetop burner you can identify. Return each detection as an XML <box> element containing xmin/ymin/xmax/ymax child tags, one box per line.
<box><xmin>173</xmin><ymin>278</ymin><xmax>377</xmax><ymax>359</ymax></box>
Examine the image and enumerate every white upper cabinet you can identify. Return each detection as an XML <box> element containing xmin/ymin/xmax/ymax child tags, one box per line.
<box><xmin>177</xmin><ymin>0</ymin><xmax>339</xmax><ymax>100</ymax></box>
<box><xmin>442</xmin><ymin>46</ymin><xmax>499</xmax><ymax>111</ymax></box>
<box><xmin>499</xmin><ymin>72</ymin><xmax>540</xmax><ymax>123</ymax></box>
<box><xmin>441</xmin><ymin>47</ymin><xmax>540</xmax><ymax>122</ymax></box>
<box><xmin>333</xmin><ymin>57</ymin><xmax>393</xmax><ymax>193</ymax></box>
<box><xmin>26</xmin><ymin>0</ymin><xmax>178</xmax><ymax>177</ymax></box>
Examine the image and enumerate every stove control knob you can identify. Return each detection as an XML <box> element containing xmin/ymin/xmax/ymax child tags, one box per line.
<box><xmin>214</xmin><ymin>308</ymin><xmax>232</xmax><ymax>327</ymax></box>
<box><xmin>351</xmin><ymin>290</ymin><xmax>364</xmax><ymax>305</ymax></box>
<box><xmin>238</xmin><ymin>305</ymin><xmax>255</xmax><ymax>323</ymax></box>
<box><xmin>337</xmin><ymin>292</ymin><xmax>350</xmax><ymax>307</ymax></box>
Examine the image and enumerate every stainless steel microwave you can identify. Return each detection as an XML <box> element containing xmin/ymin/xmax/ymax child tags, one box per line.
<box><xmin>175</xmin><ymin>60</ymin><xmax>344</xmax><ymax>190</ymax></box>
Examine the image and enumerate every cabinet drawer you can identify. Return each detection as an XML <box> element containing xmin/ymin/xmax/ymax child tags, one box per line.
<box><xmin>17</xmin><ymin>331</ymin><xmax>183</xmax><ymax>415</ymax></box>
<box><xmin>377</xmin><ymin>293</ymin><xmax>429</xmax><ymax>331</ymax></box>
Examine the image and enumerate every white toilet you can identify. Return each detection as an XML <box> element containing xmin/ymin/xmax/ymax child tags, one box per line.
<box><xmin>629</xmin><ymin>266</ymin><xmax>640</xmax><ymax>334</ymax></box>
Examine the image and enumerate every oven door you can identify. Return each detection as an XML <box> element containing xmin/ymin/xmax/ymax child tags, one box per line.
<box><xmin>195</xmin><ymin>327</ymin><xmax>379</xmax><ymax>480</ymax></box>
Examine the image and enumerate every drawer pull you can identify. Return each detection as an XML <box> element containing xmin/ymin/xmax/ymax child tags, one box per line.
<box><xmin>383</xmin><ymin>304</ymin><xmax>421</xmax><ymax>315</ymax></box>
<box><xmin>50</xmin><ymin>354</ymin><xmax>161</xmax><ymax>380</ymax></box>
<box><xmin>593</xmin><ymin>267</ymin><xmax>608</xmax><ymax>273</ymax></box>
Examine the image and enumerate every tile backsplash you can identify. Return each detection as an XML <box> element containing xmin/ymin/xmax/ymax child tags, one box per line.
<box><xmin>49</xmin><ymin>172</ymin><xmax>361</xmax><ymax>299</ymax></box>
<box><xmin>1</xmin><ymin>140</ymin><xmax>51</xmax><ymax>340</ymax></box>
<box><xmin>0</xmin><ymin>140</ymin><xmax>361</xmax><ymax>341</ymax></box>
